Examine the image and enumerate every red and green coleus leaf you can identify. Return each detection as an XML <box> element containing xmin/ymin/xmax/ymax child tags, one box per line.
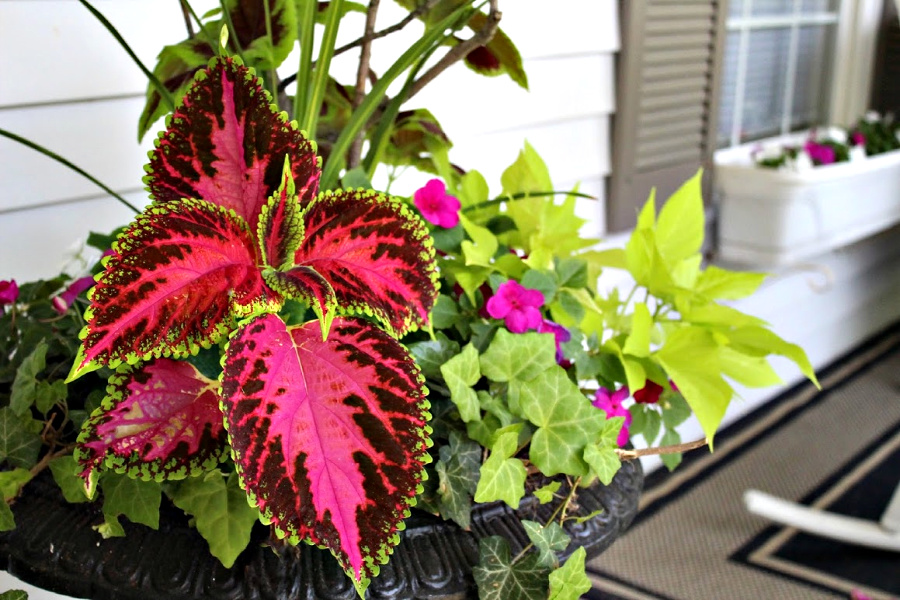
<box><xmin>263</xmin><ymin>267</ymin><xmax>336</xmax><ymax>339</ymax></box>
<box><xmin>463</xmin><ymin>17</ymin><xmax>528</xmax><ymax>90</ymax></box>
<box><xmin>226</xmin><ymin>0</ymin><xmax>298</xmax><ymax>71</ymax></box>
<box><xmin>145</xmin><ymin>57</ymin><xmax>320</xmax><ymax>234</ymax></box>
<box><xmin>258</xmin><ymin>158</ymin><xmax>305</xmax><ymax>270</ymax></box>
<box><xmin>293</xmin><ymin>189</ymin><xmax>439</xmax><ymax>337</ymax></box>
<box><xmin>70</xmin><ymin>199</ymin><xmax>278</xmax><ymax>379</ymax></box>
<box><xmin>75</xmin><ymin>358</ymin><xmax>227</xmax><ymax>494</ymax></box>
<box><xmin>220</xmin><ymin>313</ymin><xmax>432</xmax><ymax>582</ymax></box>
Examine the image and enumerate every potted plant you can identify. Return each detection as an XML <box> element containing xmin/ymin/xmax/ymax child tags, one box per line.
<box><xmin>0</xmin><ymin>2</ymin><xmax>819</xmax><ymax>598</ymax></box>
<box><xmin>715</xmin><ymin>114</ymin><xmax>900</xmax><ymax>266</ymax></box>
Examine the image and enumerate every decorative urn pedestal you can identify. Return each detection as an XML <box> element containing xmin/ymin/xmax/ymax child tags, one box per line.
<box><xmin>0</xmin><ymin>461</ymin><xmax>643</xmax><ymax>600</ymax></box>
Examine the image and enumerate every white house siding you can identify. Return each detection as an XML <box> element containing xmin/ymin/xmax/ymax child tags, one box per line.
<box><xmin>0</xmin><ymin>0</ymin><xmax>619</xmax><ymax>281</ymax></box>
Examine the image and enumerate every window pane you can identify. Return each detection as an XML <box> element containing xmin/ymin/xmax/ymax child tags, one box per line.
<box><xmin>791</xmin><ymin>25</ymin><xmax>834</xmax><ymax>129</ymax></box>
<box><xmin>717</xmin><ymin>33</ymin><xmax>741</xmax><ymax>146</ymax></box>
<box><xmin>740</xmin><ymin>28</ymin><xmax>791</xmax><ymax>141</ymax></box>
<box><xmin>801</xmin><ymin>0</ymin><xmax>838</xmax><ymax>12</ymax></box>
<box><xmin>751</xmin><ymin>0</ymin><xmax>793</xmax><ymax>16</ymax></box>
<box><xmin>729</xmin><ymin>0</ymin><xmax>745</xmax><ymax>17</ymax></box>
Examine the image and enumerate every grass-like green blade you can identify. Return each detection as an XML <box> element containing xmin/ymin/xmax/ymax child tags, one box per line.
<box><xmin>301</xmin><ymin>0</ymin><xmax>345</xmax><ymax>139</ymax></box>
<box><xmin>292</xmin><ymin>0</ymin><xmax>317</xmax><ymax>123</ymax></box>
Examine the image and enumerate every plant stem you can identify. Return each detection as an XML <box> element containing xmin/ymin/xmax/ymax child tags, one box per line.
<box><xmin>0</xmin><ymin>128</ymin><xmax>140</xmax><ymax>214</ymax></box>
<box><xmin>179</xmin><ymin>0</ymin><xmax>196</xmax><ymax>37</ymax></box>
<box><xmin>460</xmin><ymin>190</ymin><xmax>597</xmax><ymax>214</ymax></box>
<box><xmin>219</xmin><ymin>0</ymin><xmax>245</xmax><ymax>59</ymax></box>
<box><xmin>348</xmin><ymin>0</ymin><xmax>381</xmax><ymax>168</ymax></box>
<box><xmin>616</xmin><ymin>437</ymin><xmax>708</xmax><ymax>460</ymax></box>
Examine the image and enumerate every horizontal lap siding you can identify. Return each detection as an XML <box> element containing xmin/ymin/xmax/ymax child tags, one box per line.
<box><xmin>0</xmin><ymin>0</ymin><xmax>619</xmax><ymax>281</ymax></box>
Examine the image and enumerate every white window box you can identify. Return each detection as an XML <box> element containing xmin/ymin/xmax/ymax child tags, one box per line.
<box><xmin>714</xmin><ymin>135</ymin><xmax>900</xmax><ymax>266</ymax></box>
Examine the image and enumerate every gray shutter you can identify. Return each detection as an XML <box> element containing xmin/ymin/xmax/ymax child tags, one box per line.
<box><xmin>872</xmin><ymin>0</ymin><xmax>900</xmax><ymax>115</ymax></box>
<box><xmin>608</xmin><ymin>1</ymin><xmax>727</xmax><ymax>232</ymax></box>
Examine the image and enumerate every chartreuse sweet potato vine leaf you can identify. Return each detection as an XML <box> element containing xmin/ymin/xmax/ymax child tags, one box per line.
<box><xmin>75</xmin><ymin>358</ymin><xmax>227</xmax><ymax>492</ymax></box>
<box><xmin>221</xmin><ymin>314</ymin><xmax>432</xmax><ymax>583</ymax></box>
<box><xmin>70</xmin><ymin>57</ymin><xmax>439</xmax><ymax>584</ymax></box>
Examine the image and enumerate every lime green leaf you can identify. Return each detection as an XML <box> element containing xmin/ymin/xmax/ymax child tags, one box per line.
<box><xmin>719</xmin><ymin>345</ymin><xmax>783</xmax><ymax>388</ymax></box>
<box><xmin>474</xmin><ymin>427</ymin><xmax>527</xmax><ymax>508</ymax></box>
<box><xmin>440</xmin><ymin>343</ymin><xmax>482</xmax><ymax>422</ymax></box>
<box><xmin>0</xmin><ymin>407</ymin><xmax>42</xmax><ymax>469</ymax></box>
<box><xmin>655</xmin><ymin>170</ymin><xmax>704</xmax><ymax>267</ymax></box>
<box><xmin>435</xmin><ymin>431</ymin><xmax>482</xmax><ymax>529</ymax></box>
<box><xmin>548</xmin><ymin>546</ymin><xmax>591</xmax><ymax>600</ymax></box>
<box><xmin>656</xmin><ymin>327</ymin><xmax>733</xmax><ymax>445</ymax></box>
<box><xmin>635</xmin><ymin>189</ymin><xmax>656</xmax><ymax>230</ymax></box>
<box><xmin>467</xmin><ymin>413</ymin><xmax>502</xmax><ymax>448</ymax></box>
<box><xmin>168</xmin><ymin>471</ymin><xmax>260</xmax><ymax>568</ymax></box>
<box><xmin>623</xmin><ymin>302</ymin><xmax>652</xmax><ymax>358</ymax></box>
<box><xmin>522</xmin><ymin>520</ymin><xmax>570</xmax><ymax>569</ymax></box>
<box><xmin>480</xmin><ymin>330</ymin><xmax>557</xmax><ymax>383</ymax></box>
<box><xmin>515</xmin><ymin>368</ymin><xmax>606</xmax><ymax>476</ymax></box>
<box><xmin>533</xmin><ymin>480</ymin><xmax>561</xmax><ymax>504</ymax></box>
<box><xmin>0</xmin><ymin>468</ymin><xmax>31</xmax><ymax>500</ymax></box>
<box><xmin>100</xmin><ymin>472</ymin><xmax>162</xmax><ymax>530</ymax></box>
<box><xmin>725</xmin><ymin>326</ymin><xmax>819</xmax><ymax>387</ymax></box>
<box><xmin>501</xmin><ymin>141</ymin><xmax>553</xmax><ymax>197</ymax></box>
<box><xmin>48</xmin><ymin>456</ymin><xmax>91</xmax><ymax>503</ymax></box>
<box><xmin>582</xmin><ymin>248</ymin><xmax>627</xmax><ymax>271</ymax></box>
<box><xmin>473</xmin><ymin>536</ymin><xmax>550</xmax><ymax>600</ymax></box>
<box><xmin>460</xmin><ymin>214</ymin><xmax>499</xmax><ymax>267</ymax></box>
<box><xmin>10</xmin><ymin>340</ymin><xmax>48</xmax><ymax>416</ymax></box>
<box><xmin>671</xmin><ymin>255</ymin><xmax>702</xmax><ymax>290</ymax></box>
<box><xmin>695</xmin><ymin>265</ymin><xmax>767</xmax><ymax>300</ymax></box>
<box><xmin>409</xmin><ymin>333</ymin><xmax>460</xmax><ymax>379</ymax></box>
<box><xmin>0</xmin><ymin>502</ymin><xmax>15</xmax><ymax>533</ymax></box>
<box><xmin>95</xmin><ymin>514</ymin><xmax>125</xmax><ymax>538</ymax></box>
<box><xmin>679</xmin><ymin>301</ymin><xmax>768</xmax><ymax>327</ymax></box>
<box><xmin>583</xmin><ymin>443</ymin><xmax>621</xmax><ymax>486</ymax></box>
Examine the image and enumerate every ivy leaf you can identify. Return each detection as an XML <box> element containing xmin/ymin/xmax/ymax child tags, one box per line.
<box><xmin>548</xmin><ymin>546</ymin><xmax>591</xmax><ymax>600</ymax></box>
<box><xmin>460</xmin><ymin>214</ymin><xmax>499</xmax><ymax>268</ymax></box>
<box><xmin>0</xmin><ymin>589</ymin><xmax>28</xmax><ymax>600</ymax></box>
<box><xmin>0</xmin><ymin>503</ymin><xmax>16</xmax><ymax>532</ymax></box>
<box><xmin>0</xmin><ymin>468</ymin><xmax>32</xmax><ymax>500</ymax></box>
<box><xmin>533</xmin><ymin>481</ymin><xmax>560</xmax><ymax>504</ymax></box>
<box><xmin>473</xmin><ymin>536</ymin><xmax>550</xmax><ymax>600</ymax></box>
<box><xmin>10</xmin><ymin>340</ymin><xmax>48</xmax><ymax>416</ymax></box>
<box><xmin>583</xmin><ymin>442</ymin><xmax>621</xmax><ymax>486</ymax></box>
<box><xmin>34</xmin><ymin>380</ymin><xmax>67</xmax><ymax>416</ymax></box>
<box><xmin>0</xmin><ymin>407</ymin><xmax>42</xmax><ymax>469</ymax></box>
<box><xmin>515</xmin><ymin>368</ymin><xmax>606</xmax><ymax>476</ymax></box>
<box><xmin>440</xmin><ymin>344</ymin><xmax>482</xmax><ymax>422</ymax></box>
<box><xmin>480</xmin><ymin>330</ymin><xmax>557</xmax><ymax>383</ymax></box>
<box><xmin>431</xmin><ymin>294</ymin><xmax>461</xmax><ymax>330</ymax></box>
<box><xmin>435</xmin><ymin>432</ymin><xmax>481</xmax><ymax>529</ymax></box>
<box><xmin>48</xmin><ymin>456</ymin><xmax>90</xmax><ymax>503</ymax></box>
<box><xmin>168</xmin><ymin>470</ymin><xmax>260</xmax><ymax>568</ymax></box>
<box><xmin>221</xmin><ymin>315</ymin><xmax>430</xmax><ymax>582</ymax></box>
<box><xmin>474</xmin><ymin>427</ymin><xmax>527</xmax><ymax>508</ymax></box>
<box><xmin>408</xmin><ymin>333</ymin><xmax>460</xmax><ymax>379</ymax></box>
<box><xmin>100</xmin><ymin>471</ymin><xmax>162</xmax><ymax>530</ymax></box>
<box><xmin>522</xmin><ymin>520</ymin><xmax>570</xmax><ymax>569</ymax></box>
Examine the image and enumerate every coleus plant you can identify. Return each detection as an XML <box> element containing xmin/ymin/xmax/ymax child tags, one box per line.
<box><xmin>66</xmin><ymin>56</ymin><xmax>439</xmax><ymax>590</ymax></box>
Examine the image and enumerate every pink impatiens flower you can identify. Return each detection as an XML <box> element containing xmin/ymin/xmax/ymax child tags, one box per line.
<box><xmin>52</xmin><ymin>276</ymin><xmax>96</xmax><ymax>315</ymax></box>
<box><xmin>592</xmin><ymin>386</ymin><xmax>632</xmax><ymax>447</ymax></box>
<box><xmin>851</xmin><ymin>131</ymin><xmax>866</xmax><ymax>146</ymax></box>
<box><xmin>537</xmin><ymin>319</ymin><xmax>571</xmax><ymax>364</ymax></box>
<box><xmin>413</xmin><ymin>179</ymin><xmax>461</xmax><ymax>228</ymax></box>
<box><xmin>804</xmin><ymin>141</ymin><xmax>836</xmax><ymax>165</ymax></box>
<box><xmin>486</xmin><ymin>280</ymin><xmax>545</xmax><ymax>333</ymax></box>
<box><xmin>0</xmin><ymin>279</ymin><xmax>18</xmax><ymax>315</ymax></box>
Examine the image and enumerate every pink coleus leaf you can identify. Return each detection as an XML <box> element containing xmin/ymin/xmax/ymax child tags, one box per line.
<box><xmin>263</xmin><ymin>266</ymin><xmax>336</xmax><ymax>338</ymax></box>
<box><xmin>220</xmin><ymin>314</ymin><xmax>431</xmax><ymax>581</ymax></box>
<box><xmin>258</xmin><ymin>158</ymin><xmax>304</xmax><ymax>270</ymax></box>
<box><xmin>145</xmin><ymin>57</ymin><xmax>320</xmax><ymax>234</ymax></box>
<box><xmin>72</xmin><ymin>198</ymin><xmax>277</xmax><ymax>377</ymax></box>
<box><xmin>75</xmin><ymin>358</ymin><xmax>227</xmax><ymax>488</ymax></box>
<box><xmin>293</xmin><ymin>189</ymin><xmax>438</xmax><ymax>337</ymax></box>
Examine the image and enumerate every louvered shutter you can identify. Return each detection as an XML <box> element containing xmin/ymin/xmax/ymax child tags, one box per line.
<box><xmin>608</xmin><ymin>1</ymin><xmax>727</xmax><ymax>232</ymax></box>
<box><xmin>872</xmin><ymin>0</ymin><xmax>900</xmax><ymax>114</ymax></box>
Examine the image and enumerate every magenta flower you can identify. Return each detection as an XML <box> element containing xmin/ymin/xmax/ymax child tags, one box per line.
<box><xmin>52</xmin><ymin>276</ymin><xmax>96</xmax><ymax>315</ymax></box>
<box><xmin>804</xmin><ymin>141</ymin><xmax>836</xmax><ymax>165</ymax></box>
<box><xmin>592</xmin><ymin>387</ymin><xmax>632</xmax><ymax>447</ymax></box>
<box><xmin>852</xmin><ymin>132</ymin><xmax>866</xmax><ymax>146</ymax></box>
<box><xmin>486</xmin><ymin>280</ymin><xmax>545</xmax><ymax>333</ymax></box>
<box><xmin>0</xmin><ymin>279</ymin><xmax>18</xmax><ymax>316</ymax></box>
<box><xmin>413</xmin><ymin>179</ymin><xmax>461</xmax><ymax>228</ymax></box>
<box><xmin>537</xmin><ymin>319</ymin><xmax>571</xmax><ymax>363</ymax></box>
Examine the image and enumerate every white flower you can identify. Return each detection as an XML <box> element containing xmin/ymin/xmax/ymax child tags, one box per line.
<box><xmin>865</xmin><ymin>110</ymin><xmax>881</xmax><ymax>123</ymax></box>
<box><xmin>790</xmin><ymin>151</ymin><xmax>814</xmax><ymax>172</ymax></box>
<box><xmin>849</xmin><ymin>146</ymin><xmax>867</xmax><ymax>162</ymax></box>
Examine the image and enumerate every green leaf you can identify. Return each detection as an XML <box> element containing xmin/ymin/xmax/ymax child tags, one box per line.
<box><xmin>473</xmin><ymin>536</ymin><xmax>550</xmax><ymax>600</ymax></box>
<box><xmin>440</xmin><ymin>344</ymin><xmax>482</xmax><ymax>422</ymax></box>
<box><xmin>34</xmin><ymin>379</ymin><xmax>68</xmax><ymax>416</ymax></box>
<box><xmin>515</xmin><ymin>367</ymin><xmax>606</xmax><ymax>476</ymax></box>
<box><xmin>656</xmin><ymin>327</ymin><xmax>733</xmax><ymax>446</ymax></box>
<box><xmin>0</xmin><ymin>407</ymin><xmax>42</xmax><ymax>469</ymax></box>
<box><xmin>555</xmin><ymin>258</ymin><xmax>588</xmax><ymax>289</ymax></box>
<box><xmin>460</xmin><ymin>214</ymin><xmax>499</xmax><ymax>267</ymax></box>
<box><xmin>435</xmin><ymin>431</ymin><xmax>481</xmax><ymax>529</ymax></box>
<box><xmin>533</xmin><ymin>480</ymin><xmax>561</xmax><ymax>504</ymax></box>
<box><xmin>719</xmin><ymin>345</ymin><xmax>783</xmax><ymax>388</ymax></box>
<box><xmin>0</xmin><ymin>502</ymin><xmax>15</xmax><ymax>533</ymax></box>
<box><xmin>522</xmin><ymin>520</ymin><xmax>570</xmax><ymax>568</ymax></box>
<box><xmin>100</xmin><ymin>471</ymin><xmax>162</xmax><ymax>530</ymax></box>
<box><xmin>431</xmin><ymin>294</ymin><xmax>461</xmax><ymax>329</ymax></box>
<box><xmin>655</xmin><ymin>170</ymin><xmax>704</xmax><ymax>268</ymax></box>
<box><xmin>501</xmin><ymin>141</ymin><xmax>553</xmax><ymax>197</ymax></box>
<box><xmin>480</xmin><ymin>330</ymin><xmax>557</xmax><ymax>383</ymax></box>
<box><xmin>548</xmin><ymin>546</ymin><xmax>591</xmax><ymax>600</ymax></box>
<box><xmin>0</xmin><ymin>590</ymin><xmax>28</xmax><ymax>600</ymax></box>
<box><xmin>725</xmin><ymin>326</ymin><xmax>819</xmax><ymax>387</ymax></box>
<box><xmin>520</xmin><ymin>269</ymin><xmax>556</xmax><ymax>303</ymax></box>
<box><xmin>341</xmin><ymin>167</ymin><xmax>373</xmax><ymax>190</ymax></box>
<box><xmin>474</xmin><ymin>427</ymin><xmax>527</xmax><ymax>508</ymax></box>
<box><xmin>10</xmin><ymin>340</ymin><xmax>48</xmax><ymax>416</ymax></box>
<box><xmin>659</xmin><ymin>428</ymin><xmax>683</xmax><ymax>471</ymax></box>
<box><xmin>622</xmin><ymin>302</ymin><xmax>652</xmax><ymax>358</ymax></box>
<box><xmin>478</xmin><ymin>390</ymin><xmax>521</xmax><ymax>428</ymax></box>
<box><xmin>0</xmin><ymin>468</ymin><xmax>31</xmax><ymax>500</ymax></box>
<box><xmin>48</xmin><ymin>456</ymin><xmax>91</xmax><ymax>503</ymax></box>
<box><xmin>168</xmin><ymin>471</ymin><xmax>260</xmax><ymax>568</ymax></box>
<box><xmin>408</xmin><ymin>333</ymin><xmax>460</xmax><ymax>379</ymax></box>
<box><xmin>695</xmin><ymin>265</ymin><xmax>767</xmax><ymax>300</ymax></box>
<box><xmin>661</xmin><ymin>391</ymin><xmax>692</xmax><ymax>429</ymax></box>
<box><xmin>583</xmin><ymin>442</ymin><xmax>621</xmax><ymax>486</ymax></box>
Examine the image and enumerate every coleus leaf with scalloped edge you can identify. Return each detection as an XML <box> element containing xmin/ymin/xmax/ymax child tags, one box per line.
<box><xmin>263</xmin><ymin>266</ymin><xmax>336</xmax><ymax>339</ymax></box>
<box><xmin>145</xmin><ymin>57</ymin><xmax>320</xmax><ymax>234</ymax></box>
<box><xmin>293</xmin><ymin>189</ymin><xmax>438</xmax><ymax>337</ymax></box>
<box><xmin>220</xmin><ymin>314</ymin><xmax>431</xmax><ymax>582</ymax></box>
<box><xmin>226</xmin><ymin>0</ymin><xmax>297</xmax><ymax>71</ymax></box>
<box><xmin>75</xmin><ymin>358</ymin><xmax>227</xmax><ymax>491</ymax></box>
<box><xmin>69</xmin><ymin>198</ymin><xmax>276</xmax><ymax>378</ymax></box>
<box><xmin>258</xmin><ymin>157</ymin><xmax>304</xmax><ymax>270</ymax></box>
